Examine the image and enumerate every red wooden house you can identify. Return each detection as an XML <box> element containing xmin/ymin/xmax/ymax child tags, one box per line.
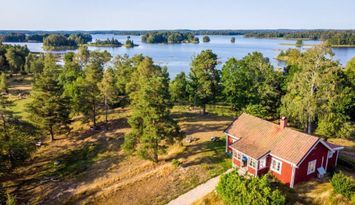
<box><xmin>225</xmin><ymin>113</ymin><xmax>343</xmax><ymax>188</ymax></box>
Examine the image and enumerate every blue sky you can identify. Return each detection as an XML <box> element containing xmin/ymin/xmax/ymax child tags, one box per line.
<box><xmin>0</xmin><ymin>0</ymin><xmax>354</xmax><ymax>30</ymax></box>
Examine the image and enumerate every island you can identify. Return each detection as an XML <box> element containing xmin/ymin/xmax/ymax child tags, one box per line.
<box><xmin>141</xmin><ymin>31</ymin><xmax>199</xmax><ymax>44</ymax></box>
<box><xmin>90</xmin><ymin>38</ymin><xmax>122</xmax><ymax>47</ymax></box>
<box><xmin>43</xmin><ymin>33</ymin><xmax>92</xmax><ymax>50</ymax></box>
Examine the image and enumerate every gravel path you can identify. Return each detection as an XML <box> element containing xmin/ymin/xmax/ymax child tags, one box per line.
<box><xmin>167</xmin><ymin>169</ymin><xmax>232</xmax><ymax>205</ymax></box>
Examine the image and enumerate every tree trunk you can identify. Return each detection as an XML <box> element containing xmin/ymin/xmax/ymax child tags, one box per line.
<box><xmin>105</xmin><ymin>96</ymin><xmax>108</xmax><ymax>130</ymax></box>
<box><xmin>201</xmin><ymin>104</ymin><xmax>206</xmax><ymax>115</ymax></box>
<box><xmin>49</xmin><ymin>126</ymin><xmax>54</xmax><ymax>142</ymax></box>
<box><xmin>93</xmin><ymin>98</ymin><xmax>97</xmax><ymax>129</ymax></box>
<box><xmin>307</xmin><ymin>117</ymin><xmax>312</xmax><ymax>134</ymax></box>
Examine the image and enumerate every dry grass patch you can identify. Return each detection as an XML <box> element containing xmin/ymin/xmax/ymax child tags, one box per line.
<box><xmin>192</xmin><ymin>191</ymin><xmax>224</xmax><ymax>205</ymax></box>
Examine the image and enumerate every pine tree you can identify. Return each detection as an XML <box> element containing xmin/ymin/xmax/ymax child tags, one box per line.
<box><xmin>28</xmin><ymin>55</ymin><xmax>71</xmax><ymax>141</ymax></box>
<box><xmin>188</xmin><ymin>50</ymin><xmax>219</xmax><ymax>115</ymax></box>
<box><xmin>122</xmin><ymin>57</ymin><xmax>182</xmax><ymax>162</ymax></box>
<box><xmin>99</xmin><ymin>68</ymin><xmax>118</xmax><ymax>129</ymax></box>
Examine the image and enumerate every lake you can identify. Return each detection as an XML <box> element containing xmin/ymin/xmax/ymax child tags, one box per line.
<box><xmin>5</xmin><ymin>34</ymin><xmax>355</xmax><ymax>77</ymax></box>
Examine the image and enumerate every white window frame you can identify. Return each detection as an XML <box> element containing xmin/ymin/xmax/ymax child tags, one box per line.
<box><xmin>271</xmin><ymin>158</ymin><xmax>282</xmax><ymax>174</ymax></box>
<box><xmin>307</xmin><ymin>160</ymin><xmax>317</xmax><ymax>175</ymax></box>
<box><xmin>248</xmin><ymin>158</ymin><xmax>256</xmax><ymax>168</ymax></box>
<box><xmin>328</xmin><ymin>150</ymin><xmax>333</xmax><ymax>158</ymax></box>
<box><xmin>259</xmin><ymin>157</ymin><xmax>266</xmax><ymax>169</ymax></box>
<box><xmin>233</xmin><ymin>151</ymin><xmax>242</xmax><ymax>161</ymax></box>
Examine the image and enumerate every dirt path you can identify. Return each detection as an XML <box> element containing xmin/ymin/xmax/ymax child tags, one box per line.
<box><xmin>167</xmin><ymin>169</ymin><xmax>231</xmax><ymax>205</ymax></box>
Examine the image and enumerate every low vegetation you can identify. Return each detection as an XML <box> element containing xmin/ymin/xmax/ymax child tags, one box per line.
<box><xmin>330</xmin><ymin>172</ymin><xmax>355</xmax><ymax>201</ymax></box>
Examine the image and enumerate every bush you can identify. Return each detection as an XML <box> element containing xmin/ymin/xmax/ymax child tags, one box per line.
<box><xmin>330</xmin><ymin>172</ymin><xmax>354</xmax><ymax>200</ymax></box>
<box><xmin>216</xmin><ymin>171</ymin><xmax>286</xmax><ymax>205</ymax></box>
<box><xmin>172</xmin><ymin>159</ymin><xmax>182</xmax><ymax>167</ymax></box>
<box><xmin>0</xmin><ymin>184</ymin><xmax>6</xmax><ymax>205</ymax></box>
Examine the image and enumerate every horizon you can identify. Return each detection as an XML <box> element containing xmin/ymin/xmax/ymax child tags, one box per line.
<box><xmin>1</xmin><ymin>0</ymin><xmax>354</xmax><ymax>30</ymax></box>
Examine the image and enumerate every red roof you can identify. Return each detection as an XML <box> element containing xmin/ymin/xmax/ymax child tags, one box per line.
<box><xmin>226</xmin><ymin>113</ymin><xmax>325</xmax><ymax>165</ymax></box>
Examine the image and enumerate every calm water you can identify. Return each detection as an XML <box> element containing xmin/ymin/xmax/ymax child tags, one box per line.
<box><xmin>5</xmin><ymin>35</ymin><xmax>355</xmax><ymax>77</ymax></box>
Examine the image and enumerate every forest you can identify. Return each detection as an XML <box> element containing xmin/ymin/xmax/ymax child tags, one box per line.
<box><xmin>245</xmin><ymin>30</ymin><xmax>355</xmax><ymax>46</ymax></box>
<box><xmin>0</xmin><ymin>42</ymin><xmax>354</xmax><ymax>203</ymax></box>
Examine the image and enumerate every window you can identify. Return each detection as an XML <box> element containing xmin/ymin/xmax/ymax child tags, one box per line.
<box><xmin>271</xmin><ymin>158</ymin><xmax>282</xmax><ymax>174</ymax></box>
<box><xmin>249</xmin><ymin>159</ymin><xmax>256</xmax><ymax>168</ymax></box>
<box><xmin>233</xmin><ymin>151</ymin><xmax>242</xmax><ymax>160</ymax></box>
<box><xmin>307</xmin><ymin>160</ymin><xmax>317</xmax><ymax>175</ymax></box>
<box><xmin>328</xmin><ymin>151</ymin><xmax>333</xmax><ymax>158</ymax></box>
<box><xmin>259</xmin><ymin>157</ymin><xmax>266</xmax><ymax>169</ymax></box>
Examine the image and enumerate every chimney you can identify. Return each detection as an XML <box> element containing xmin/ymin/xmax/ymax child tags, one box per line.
<box><xmin>280</xmin><ymin>117</ymin><xmax>287</xmax><ymax>129</ymax></box>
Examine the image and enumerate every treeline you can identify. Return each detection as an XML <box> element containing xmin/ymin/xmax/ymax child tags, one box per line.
<box><xmin>141</xmin><ymin>32</ymin><xmax>199</xmax><ymax>44</ymax></box>
<box><xmin>245</xmin><ymin>30</ymin><xmax>355</xmax><ymax>46</ymax></box>
<box><xmin>0</xmin><ymin>33</ymin><xmax>92</xmax><ymax>44</ymax></box>
<box><xmin>43</xmin><ymin>33</ymin><xmax>92</xmax><ymax>50</ymax></box>
<box><xmin>169</xmin><ymin>47</ymin><xmax>355</xmax><ymax>139</ymax></box>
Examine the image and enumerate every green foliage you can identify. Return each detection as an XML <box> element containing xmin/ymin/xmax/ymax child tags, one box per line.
<box><xmin>1</xmin><ymin>44</ymin><xmax>29</xmax><ymax>74</ymax></box>
<box><xmin>281</xmin><ymin>45</ymin><xmax>353</xmax><ymax>137</ymax></box>
<box><xmin>0</xmin><ymin>93</ymin><xmax>38</xmax><ymax>173</ymax></box>
<box><xmin>113</xmin><ymin>55</ymin><xmax>144</xmax><ymax>97</ymax></box>
<box><xmin>242</xmin><ymin>104</ymin><xmax>269</xmax><ymax>118</ymax></box>
<box><xmin>6</xmin><ymin>193</ymin><xmax>16</xmax><ymax>205</ymax></box>
<box><xmin>0</xmin><ymin>184</ymin><xmax>5</xmax><ymax>205</ymax></box>
<box><xmin>216</xmin><ymin>171</ymin><xmax>286</xmax><ymax>205</ymax></box>
<box><xmin>122</xmin><ymin>57</ymin><xmax>183</xmax><ymax>162</ymax></box>
<box><xmin>70</xmin><ymin>51</ymin><xmax>112</xmax><ymax>127</ymax></box>
<box><xmin>188</xmin><ymin>50</ymin><xmax>220</xmax><ymax>114</ymax></box>
<box><xmin>25</xmin><ymin>53</ymin><xmax>44</xmax><ymax>74</ymax></box>
<box><xmin>43</xmin><ymin>34</ymin><xmax>77</xmax><ymax>50</ymax></box>
<box><xmin>171</xmin><ymin>159</ymin><xmax>182</xmax><ymax>167</ymax></box>
<box><xmin>295</xmin><ymin>39</ymin><xmax>303</xmax><ymax>47</ymax></box>
<box><xmin>330</xmin><ymin>172</ymin><xmax>355</xmax><ymax>200</ymax></box>
<box><xmin>0</xmin><ymin>73</ymin><xmax>7</xmax><ymax>93</ymax></box>
<box><xmin>27</xmin><ymin>55</ymin><xmax>71</xmax><ymax>141</ymax></box>
<box><xmin>99</xmin><ymin>68</ymin><xmax>119</xmax><ymax>126</ymax></box>
<box><xmin>124</xmin><ymin>36</ymin><xmax>137</xmax><ymax>48</ymax></box>
<box><xmin>221</xmin><ymin>53</ymin><xmax>282</xmax><ymax>119</ymax></box>
<box><xmin>91</xmin><ymin>38</ymin><xmax>122</xmax><ymax>47</ymax></box>
<box><xmin>169</xmin><ymin>72</ymin><xmax>189</xmax><ymax>104</ymax></box>
<box><xmin>68</xmin><ymin>33</ymin><xmax>92</xmax><ymax>44</ymax></box>
<box><xmin>142</xmin><ymin>31</ymin><xmax>197</xmax><ymax>44</ymax></box>
<box><xmin>203</xmin><ymin>36</ymin><xmax>210</xmax><ymax>43</ymax></box>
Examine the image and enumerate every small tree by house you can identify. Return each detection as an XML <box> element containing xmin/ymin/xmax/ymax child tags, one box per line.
<box><xmin>330</xmin><ymin>172</ymin><xmax>355</xmax><ymax>200</ymax></box>
<box><xmin>216</xmin><ymin>171</ymin><xmax>286</xmax><ymax>205</ymax></box>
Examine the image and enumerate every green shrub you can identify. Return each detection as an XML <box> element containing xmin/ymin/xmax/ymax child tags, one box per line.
<box><xmin>330</xmin><ymin>172</ymin><xmax>354</xmax><ymax>200</ymax></box>
<box><xmin>172</xmin><ymin>159</ymin><xmax>182</xmax><ymax>167</ymax></box>
<box><xmin>0</xmin><ymin>184</ymin><xmax>6</xmax><ymax>205</ymax></box>
<box><xmin>6</xmin><ymin>193</ymin><xmax>16</xmax><ymax>205</ymax></box>
<box><xmin>216</xmin><ymin>171</ymin><xmax>286</xmax><ymax>205</ymax></box>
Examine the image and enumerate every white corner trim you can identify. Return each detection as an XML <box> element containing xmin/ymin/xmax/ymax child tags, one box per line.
<box><xmin>290</xmin><ymin>165</ymin><xmax>296</xmax><ymax>188</ymax></box>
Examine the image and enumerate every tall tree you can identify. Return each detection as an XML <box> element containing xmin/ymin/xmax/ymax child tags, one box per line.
<box><xmin>188</xmin><ymin>50</ymin><xmax>219</xmax><ymax>115</ymax></box>
<box><xmin>169</xmin><ymin>72</ymin><xmax>189</xmax><ymax>104</ymax></box>
<box><xmin>122</xmin><ymin>57</ymin><xmax>182</xmax><ymax>162</ymax></box>
<box><xmin>27</xmin><ymin>55</ymin><xmax>71</xmax><ymax>141</ymax></box>
<box><xmin>99</xmin><ymin>68</ymin><xmax>118</xmax><ymax>129</ymax></box>
<box><xmin>281</xmin><ymin>45</ymin><xmax>352</xmax><ymax>137</ymax></box>
<box><xmin>72</xmin><ymin>51</ymin><xmax>111</xmax><ymax>128</ymax></box>
<box><xmin>0</xmin><ymin>92</ymin><xmax>37</xmax><ymax>170</ymax></box>
<box><xmin>221</xmin><ymin>53</ymin><xmax>282</xmax><ymax>118</ymax></box>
